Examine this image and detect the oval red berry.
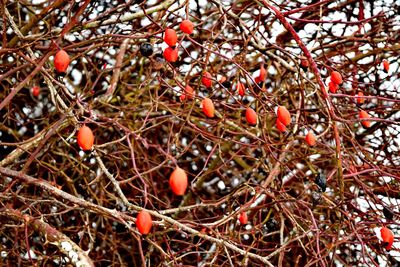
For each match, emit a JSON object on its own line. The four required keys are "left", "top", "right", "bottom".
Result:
{"left": 382, "top": 59, "right": 389, "bottom": 73}
{"left": 169, "top": 167, "right": 188, "bottom": 196}
{"left": 277, "top": 106, "right": 291, "bottom": 126}
{"left": 237, "top": 82, "right": 245, "bottom": 97}
{"left": 356, "top": 92, "right": 365, "bottom": 105}
{"left": 54, "top": 49, "right": 70, "bottom": 73}
{"left": 32, "top": 86, "right": 40, "bottom": 97}
{"left": 164, "top": 28, "right": 177, "bottom": 47}
{"left": 305, "top": 132, "right": 316, "bottom": 146}
{"left": 359, "top": 110, "right": 371, "bottom": 128}
{"left": 136, "top": 210, "right": 152, "bottom": 235}
{"left": 239, "top": 212, "right": 248, "bottom": 225}
{"left": 202, "top": 72, "right": 212, "bottom": 88}
{"left": 179, "top": 20, "right": 194, "bottom": 34}
{"left": 202, "top": 98, "right": 215, "bottom": 118}
{"left": 77, "top": 125, "right": 94, "bottom": 151}
{"left": 380, "top": 227, "right": 394, "bottom": 250}
{"left": 163, "top": 47, "right": 178, "bottom": 62}
{"left": 245, "top": 107, "right": 257, "bottom": 125}
{"left": 330, "top": 71, "right": 342, "bottom": 85}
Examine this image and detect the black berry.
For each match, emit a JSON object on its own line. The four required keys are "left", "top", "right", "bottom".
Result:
{"left": 221, "top": 80, "right": 231, "bottom": 89}
{"left": 266, "top": 218, "right": 279, "bottom": 231}
{"left": 315, "top": 173, "right": 326, "bottom": 192}
{"left": 383, "top": 207, "right": 394, "bottom": 220}
{"left": 140, "top": 42, "right": 153, "bottom": 57}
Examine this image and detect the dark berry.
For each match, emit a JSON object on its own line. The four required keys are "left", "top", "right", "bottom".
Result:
{"left": 266, "top": 218, "right": 279, "bottom": 231}
{"left": 221, "top": 80, "right": 231, "bottom": 89}
{"left": 140, "top": 42, "right": 153, "bottom": 57}
{"left": 315, "top": 173, "right": 326, "bottom": 192}
{"left": 383, "top": 207, "right": 394, "bottom": 220}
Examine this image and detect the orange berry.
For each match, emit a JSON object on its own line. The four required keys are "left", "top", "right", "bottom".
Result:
{"left": 277, "top": 106, "right": 291, "bottom": 126}
{"left": 31, "top": 86, "right": 40, "bottom": 97}
{"left": 328, "top": 82, "right": 338, "bottom": 93}
{"left": 237, "top": 82, "right": 245, "bottom": 96}
{"left": 54, "top": 49, "right": 70, "bottom": 73}
{"left": 179, "top": 20, "right": 194, "bottom": 34}
{"left": 259, "top": 65, "right": 266, "bottom": 82}
{"left": 245, "top": 107, "right": 257, "bottom": 125}
{"left": 202, "top": 71, "right": 212, "bottom": 88}
{"left": 164, "top": 28, "right": 177, "bottom": 47}
{"left": 77, "top": 125, "right": 94, "bottom": 151}
{"left": 163, "top": 47, "right": 178, "bottom": 62}
{"left": 359, "top": 110, "right": 371, "bottom": 128}
{"left": 305, "top": 131, "right": 316, "bottom": 146}
{"left": 169, "top": 167, "right": 188, "bottom": 196}
{"left": 239, "top": 212, "right": 248, "bottom": 225}
{"left": 382, "top": 59, "right": 389, "bottom": 73}
{"left": 356, "top": 92, "right": 365, "bottom": 105}
{"left": 136, "top": 210, "right": 152, "bottom": 235}
{"left": 184, "top": 85, "right": 195, "bottom": 100}
{"left": 380, "top": 227, "right": 394, "bottom": 250}
{"left": 202, "top": 98, "right": 215, "bottom": 118}
{"left": 330, "top": 71, "right": 342, "bottom": 85}
{"left": 276, "top": 118, "right": 286, "bottom": 132}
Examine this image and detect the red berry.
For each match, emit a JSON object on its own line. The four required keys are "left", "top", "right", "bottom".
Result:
{"left": 330, "top": 71, "right": 342, "bottom": 85}
{"left": 305, "top": 131, "right": 316, "bottom": 146}
{"left": 356, "top": 92, "right": 365, "bottom": 105}
{"left": 254, "top": 76, "right": 261, "bottom": 84}
{"left": 276, "top": 118, "right": 286, "bottom": 132}
{"left": 380, "top": 227, "right": 394, "bottom": 250}
{"left": 31, "top": 86, "right": 40, "bottom": 97}
{"left": 245, "top": 107, "right": 257, "bottom": 125}
{"left": 202, "top": 71, "right": 212, "bottom": 88}
{"left": 184, "top": 85, "right": 195, "bottom": 100}
{"left": 328, "top": 82, "right": 338, "bottom": 93}
{"left": 179, "top": 94, "right": 186, "bottom": 101}
{"left": 179, "top": 20, "right": 194, "bottom": 34}
{"left": 259, "top": 65, "right": 266, "bottom": 81}
{"left": 300, "top": 58, "right": 309, "bottom": 70}
{"left": 277, "top": 106, "right": 291, "bottom": 126}
{"left": 237, "top": 82, "right": 245, "bottom": 96}
{"left": 359, "top": 110, "right": 371, "bottom": 128}
{"left": 163, "top": 47, "right": 178, "bottom": 62}
{"left": 239, "top": 212, "right": 248, "bottom": 225}
{"left": 202, "top": 98, "right": 215, "bottom": 118}
{"left": 169, "top": 167, "right": 188, "bottom": 196}
{"left": 54, "top": 49, "right": 70, "bottom": 73}
{"left": 164, "top": 28, "right": 177, "bottom": 47}
{"left": 382, "top": 59, "right": 390, "bottom": 73}
{"left": 77, "top": 125, "right": 94, "bottom": 151}
{"left": 136, "top": 210, "right": 152, "bottom": 235}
